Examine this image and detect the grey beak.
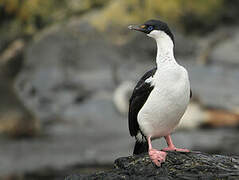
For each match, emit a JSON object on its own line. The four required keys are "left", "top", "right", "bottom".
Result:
{"left": 128, "top": 24, "right": 141, "bottom": 31}
{"left": 128, "top": 24, "right": 148, "bottom": 33}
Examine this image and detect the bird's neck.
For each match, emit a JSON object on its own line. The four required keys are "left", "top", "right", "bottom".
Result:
{"left": 155, "top": 37, "right": 176, "bottom": 66}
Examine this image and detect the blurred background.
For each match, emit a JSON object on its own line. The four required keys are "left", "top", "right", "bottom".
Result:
{"left": 0, "top": 0, "right": 239, "bottom": 179}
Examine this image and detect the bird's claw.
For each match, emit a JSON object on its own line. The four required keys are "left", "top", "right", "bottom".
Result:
{"left": 149, "top": 149, "right": 167, "bottom": 166}
{"left": 162, "top": 147, "right": 189, "bottom": 152}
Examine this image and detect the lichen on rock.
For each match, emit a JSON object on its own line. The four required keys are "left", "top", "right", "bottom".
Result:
{"left": 65, "top": 151, "right": 239, "bottom": 180}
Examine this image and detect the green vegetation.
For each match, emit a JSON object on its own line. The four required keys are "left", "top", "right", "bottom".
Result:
{"left": 0, "top": 0, "right": 238, "bottom": 35}
{"left": 0, "top": 0, "right": 111, "bottom": 34}
{"left": 0, "top": 0, "right": 64, "bottom": 33}
{"left": 91, "top": 0, "right": 224, "bottom": 33}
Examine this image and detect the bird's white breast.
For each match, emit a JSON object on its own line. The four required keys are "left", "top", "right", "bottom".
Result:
{"left": 137, "top": 65, "right": 190, "bottom": 138}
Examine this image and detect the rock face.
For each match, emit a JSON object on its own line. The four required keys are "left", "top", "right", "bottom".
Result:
{"left": 210, "top": 26, "right": 239, "bottom": 65}
{"left": 66, "top": 151, "right": 239, "bottom": 180}
{"left": 0, "top": 39, "right": 39, "bottom": 137}
{"left": 15, "top": 20, "right": 123, "bottom": 122}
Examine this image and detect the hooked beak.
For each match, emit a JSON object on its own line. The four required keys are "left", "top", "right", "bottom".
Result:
{"left": 128, "top": 24, "right": 148, "bottom": 33}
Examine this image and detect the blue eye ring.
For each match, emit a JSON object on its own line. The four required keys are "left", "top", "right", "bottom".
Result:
{"left": 147, "top": 26, "right": 153, "bottom": 31}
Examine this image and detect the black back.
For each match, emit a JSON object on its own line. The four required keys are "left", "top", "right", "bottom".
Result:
{"left": 133, "top": 141, "right": 148, "bottom": 155}
{"left": 128, "top": 68, "right": 157, "bottom": 137}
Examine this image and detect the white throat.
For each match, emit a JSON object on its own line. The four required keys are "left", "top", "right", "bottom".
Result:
{"left": 148, "top": 30, "right": 176, "bottom": 66}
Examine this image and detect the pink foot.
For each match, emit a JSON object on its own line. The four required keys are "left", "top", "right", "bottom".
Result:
{"left": 162, "top": 147, "right": 189, "bottom": 152}
{"left": 148, "top": 148, "right": 167, "bottom": 166}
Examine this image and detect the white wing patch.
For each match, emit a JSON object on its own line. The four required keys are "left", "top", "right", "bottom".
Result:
{"left": 136, "top": 132, "right": 146, "bottom": 142}
{"left": 145, "top": 76, "right": 154, "bottom": 84}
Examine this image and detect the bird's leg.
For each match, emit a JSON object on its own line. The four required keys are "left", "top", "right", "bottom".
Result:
{"left": 162, "top": 135, "right": 189, "bottom": 152}
{"left": 147, "top": 136, "right": 167, "bottom": 166}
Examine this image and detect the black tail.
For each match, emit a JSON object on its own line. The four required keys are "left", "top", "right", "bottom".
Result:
{"left": 133, "top": 141, "right": 148, "bottom": 155}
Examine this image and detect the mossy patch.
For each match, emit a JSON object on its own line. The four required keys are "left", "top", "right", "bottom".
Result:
{"left": 90, "top": 0, "right": 224, "bottom": 33}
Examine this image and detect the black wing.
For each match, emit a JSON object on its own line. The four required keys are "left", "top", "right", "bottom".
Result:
{"left": 128, "top": 68, "right": 157, "bottom": 137}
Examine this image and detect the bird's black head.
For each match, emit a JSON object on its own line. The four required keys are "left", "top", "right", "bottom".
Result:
{"left": 128, "top": 19, "right": 174, "bottom": 44}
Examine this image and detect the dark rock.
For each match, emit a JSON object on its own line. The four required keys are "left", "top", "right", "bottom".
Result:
{"left": 182, "top": 61, "right": 239, "bottom": 110}
{"left": 65, "top": 151, "right": 239, "bottom": 180}
{"left": 0, "top": 39, "right": 40, "bottom": 137}
{"left": 0, "top": 24, "right": 21, "bottom": 54}
{"left": 209, "top": 26, "right": 239, "bottom": 66}
{"left": 0, "top": 39, "right": 25, "bottom": 78}
{"left": 174, "top": 31, "right": 198, "bottom": 58}
{"left": 15, "top": 19, "right": 123, "bottom": 122}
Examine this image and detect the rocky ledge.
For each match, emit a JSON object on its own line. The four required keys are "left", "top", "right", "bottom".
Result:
{"left": 65, "top": 151, "right": 239, "bottom": 180}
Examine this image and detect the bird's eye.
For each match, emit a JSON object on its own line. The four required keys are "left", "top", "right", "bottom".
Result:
{"left": 147, "top": 26, "right": 153, "bottom": 31}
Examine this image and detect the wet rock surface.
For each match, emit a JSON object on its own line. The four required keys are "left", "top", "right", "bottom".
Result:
{"left": 65, "top": 151, "right": 239, "bottom": 180}
{"left": 0, "top": 127, "right": 239, "bottom": 178}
